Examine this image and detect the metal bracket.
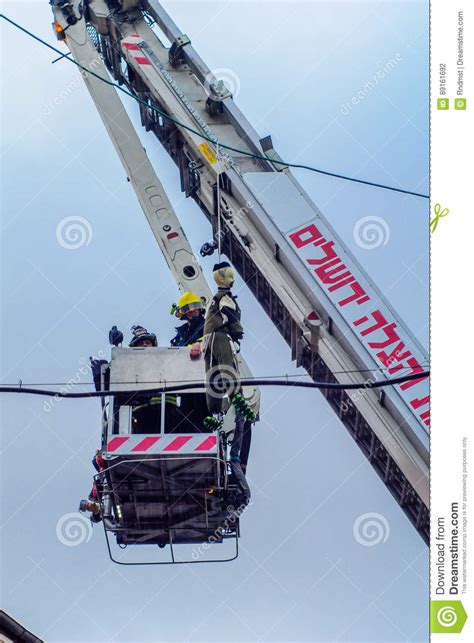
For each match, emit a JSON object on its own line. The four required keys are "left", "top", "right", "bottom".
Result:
{"left": 169, "top": 34, "right": 191, "bottom": 67}
{"left": 304, "top": 311, "right": 322, "bottom": 350}
{"left": 259, "top": 135, "right": 288, "bottom": 171}
{"left": 206, "top": 79, "right": 232, "bottom": 117}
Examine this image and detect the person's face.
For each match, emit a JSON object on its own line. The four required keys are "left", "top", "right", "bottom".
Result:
{"left": 186, "top": 309, "right": 201, "bottom": 322}
{"left": 137, "top": 339, "right": 154, "bottom": 348}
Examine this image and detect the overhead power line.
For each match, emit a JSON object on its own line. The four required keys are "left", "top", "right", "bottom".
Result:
{"left": 0, "top": 363, "right": 430, "bottom": 388}
{"left": 0, "top": 371, "right": 429, "bottom": 399}
{"left": 1, "top": 14, "right": 429, "bottom": 199}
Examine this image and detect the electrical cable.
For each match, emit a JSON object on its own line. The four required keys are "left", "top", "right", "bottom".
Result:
{"left": 1, "top": 14, "right": 429, "bottom": 199}
{"left": 0, "top": 370, "right": 429, "bottom": 399}
{"left": 0, "top": 363, "right": 430, "bottom": 388}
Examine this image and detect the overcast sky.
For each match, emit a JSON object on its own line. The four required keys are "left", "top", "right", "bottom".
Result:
{"left": 1, "top": 1, "right": 428, "bottom": 641}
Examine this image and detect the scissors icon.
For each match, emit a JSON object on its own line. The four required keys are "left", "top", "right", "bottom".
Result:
{"left": 430, "top": 203, "right": 449, "bottom": 233}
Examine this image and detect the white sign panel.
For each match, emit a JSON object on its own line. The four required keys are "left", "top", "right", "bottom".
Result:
{"left": 286, "top": 221, "right": 430, "bottom": 432}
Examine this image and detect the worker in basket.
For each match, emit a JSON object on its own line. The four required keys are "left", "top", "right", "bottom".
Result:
{"left": 80, "top": 325, "right": 177, "bottom": 522}
{"left": 128, "top": 324, "right": 157, "bottom": 348}
{"left": 170, "top": 292, "right": 205, "bottom": 358}
{"left": 169, "top": 293, "right": 211, "bottom": 432}
{"left": 126, "top": 325, "right": 180, "bottom": 433}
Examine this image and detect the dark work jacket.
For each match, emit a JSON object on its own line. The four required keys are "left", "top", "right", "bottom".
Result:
{"left": 171, "top": 314, "right": 205, "bottom": 347}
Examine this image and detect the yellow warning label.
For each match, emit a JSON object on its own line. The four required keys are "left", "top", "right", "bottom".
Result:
{"left": 198, "top": 142, "right": 218, "bottom": 165}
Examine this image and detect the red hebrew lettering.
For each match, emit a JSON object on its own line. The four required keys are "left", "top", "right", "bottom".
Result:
{"left": 353, "top": 309, "right": 399, "bottom": 348}
{"left": 419, "top": 410, "right": 430, "bottom": 427}
{"left": 307, "top": 240, "right": 338, "bottom": 265}
{"left": 410, "top": 395, "right": 430, "bottom": 411}
{"left": 328, "top": 275, "right": 355, "bottom": 292}
{"left": 337, "top": 281, "right": 370, "bottom": 307}
{"left": 399, "top": 358, "right": 429, "bottom": 390}
{"left": 315, "top": 260, "right": 352, "bottom": 285}
{"left": 354, "top": 315, "right": 369, "bottom": 326}
{"left": 354, "top": 310, "right": 388, "bottom": 335}
{"left": 377, "top": 342, "right": 411, "bottom": 368}
{"left": 289, "top": 224, "right": 324, "bottom": 249}
{"left": 387, "top": 363, "right": 406, "bottom": 374}
{"left": 368, "top": 323, "right": 399, "bottom": 349}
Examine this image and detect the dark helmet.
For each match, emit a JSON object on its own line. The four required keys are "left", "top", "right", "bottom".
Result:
{"left": 129, "top": 325, "right": 158, "bottom": 347}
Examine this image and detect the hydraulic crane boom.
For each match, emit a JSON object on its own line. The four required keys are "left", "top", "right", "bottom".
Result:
{"left": 51, "top": 3, "right": 258, "bottom": 409}
{"left": 51, "top": 0, "right": 429, "bottom": 542}
{"left": 53, "top": 11, "right": 211, "bottom": 298}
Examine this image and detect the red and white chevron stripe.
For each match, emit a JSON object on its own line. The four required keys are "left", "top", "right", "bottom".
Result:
{"left": 121, "top": 35, "right": 150, "bottom": 66}
{"left": 105, "top": 434, "right": 217, "bottom": 455}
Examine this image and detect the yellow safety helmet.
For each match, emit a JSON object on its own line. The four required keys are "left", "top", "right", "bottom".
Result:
{"left": 171, "top": 292, "right": 204, "bottom": 319}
